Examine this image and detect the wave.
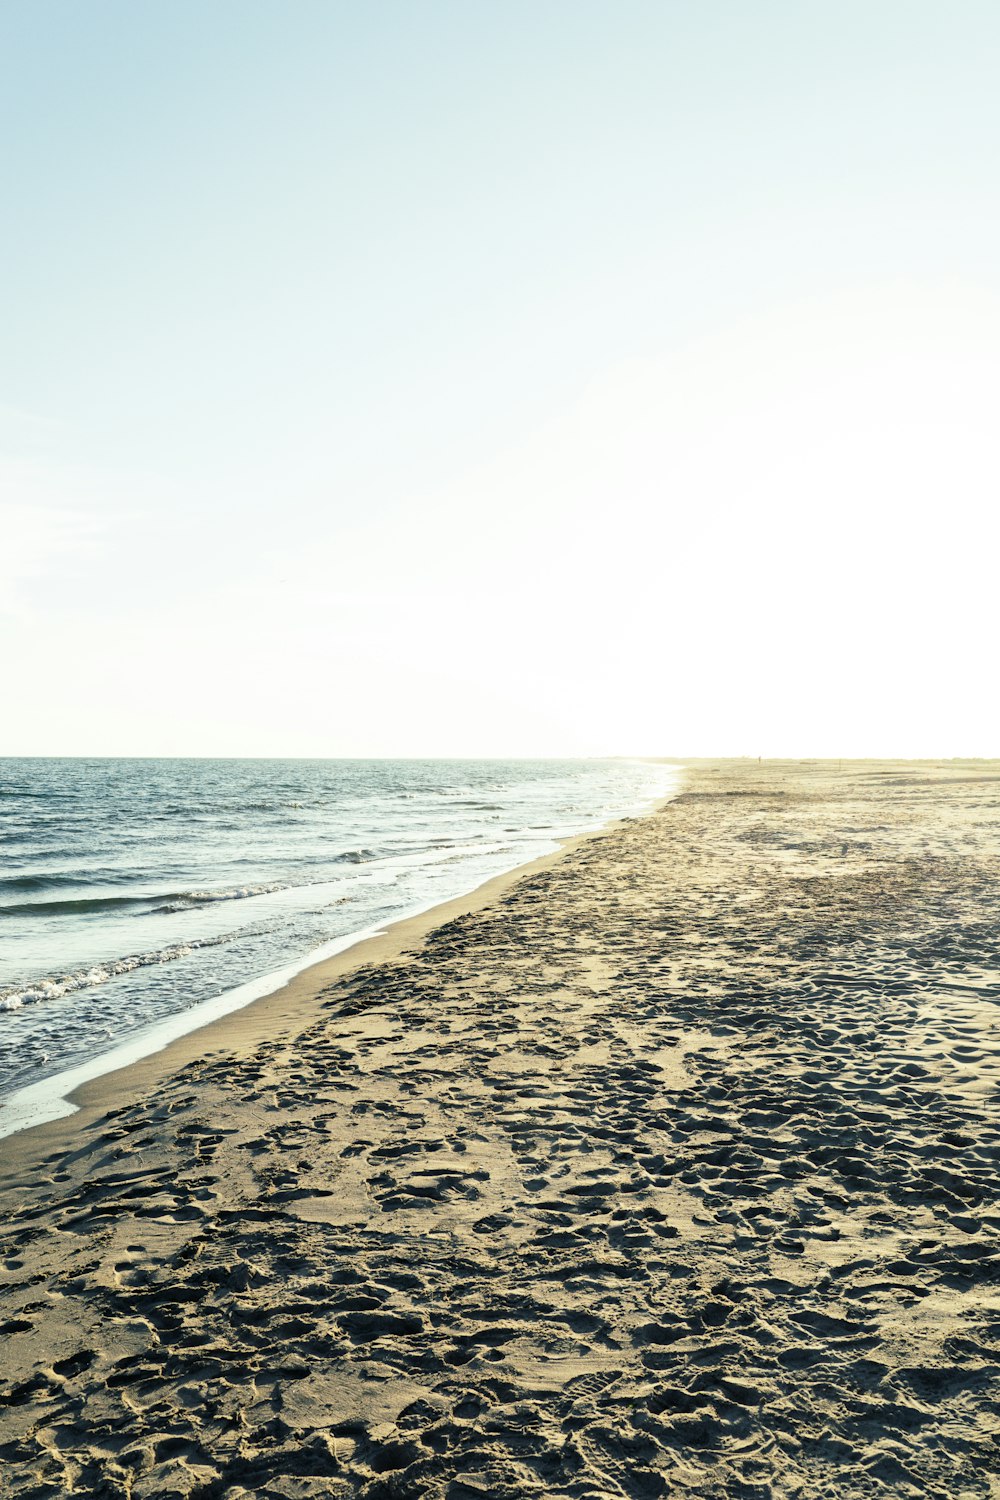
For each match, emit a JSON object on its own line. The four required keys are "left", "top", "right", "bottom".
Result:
{"left": 0, "top": 872, "right": 107, "bottom": 894}
{"left": 0, "top": 928, "right": 245, "bottom": 1011}
{"left": 152, "top": 882, "right": 289, "bottom": 913}
{"left": 0, "top": 789, "right": 76, "bottom": 800}
{"left": 0, "top": 880, "right": 291, "bottom": 919}
{"left": 140, "top": 799, "right": 310, "bottom": 818}
{"left": 0, "top": 893, "right": 175, "bottom": 918}
{"left": 0, "top": 857, "right": 393, "bottom": 920}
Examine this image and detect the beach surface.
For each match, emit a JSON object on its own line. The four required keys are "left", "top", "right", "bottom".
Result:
{"left": 2, "top": 760, "right": 999, "bottom": 1499}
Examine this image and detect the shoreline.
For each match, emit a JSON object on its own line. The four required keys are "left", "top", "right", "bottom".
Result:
{"left": 3, "top": 758, "right": 999, "bottom": 1499}
{"left": 0, "top": 782, "right": 681, "bottom": 1164}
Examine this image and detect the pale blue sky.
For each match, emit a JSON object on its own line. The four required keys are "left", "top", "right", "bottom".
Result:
{"left": 3, "top": 2, "right": 999, "bottom": 754}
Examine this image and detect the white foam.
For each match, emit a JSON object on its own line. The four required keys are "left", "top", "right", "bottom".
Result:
{"left": 1, "top": 937, "right": 218, "bottom": 1009}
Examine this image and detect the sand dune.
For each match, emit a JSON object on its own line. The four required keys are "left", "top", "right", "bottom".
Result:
{"left": 2, "top": 761, "right": 1000, "bottom": 1498}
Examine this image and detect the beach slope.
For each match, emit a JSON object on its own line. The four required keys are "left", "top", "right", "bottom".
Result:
{"left": 2, "top": 761, "right": 999, "bottom": 1498}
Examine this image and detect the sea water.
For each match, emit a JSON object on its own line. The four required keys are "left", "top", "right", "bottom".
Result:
{"left": 0, "top": 758, "right": 677, "bottom": 1111}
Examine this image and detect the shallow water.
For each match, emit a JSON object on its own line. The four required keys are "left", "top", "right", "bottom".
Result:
{"left": 0, "top": 757, "right": 677, "bottom": 1099}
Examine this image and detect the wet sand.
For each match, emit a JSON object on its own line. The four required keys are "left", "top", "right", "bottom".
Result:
{"left": 2, "top": 760, "right": 999, "bottom": 1499}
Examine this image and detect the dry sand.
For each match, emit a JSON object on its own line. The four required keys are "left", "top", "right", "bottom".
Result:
{"left": 2, "top": 760, "right": 999, "bottom": 1499}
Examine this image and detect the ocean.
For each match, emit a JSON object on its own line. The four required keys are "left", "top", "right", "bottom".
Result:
{"left": 0, "top": 758, "right": 677, "bottom": 1117}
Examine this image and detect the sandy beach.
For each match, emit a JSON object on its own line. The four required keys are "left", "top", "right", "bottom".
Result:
{"left": 2, "top": 760, "right": 999, "bottom": 1499}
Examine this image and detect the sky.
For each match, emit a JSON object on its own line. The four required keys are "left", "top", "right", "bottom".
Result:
{"left": 2, "top": 0, "right": 999, "bottom": 757}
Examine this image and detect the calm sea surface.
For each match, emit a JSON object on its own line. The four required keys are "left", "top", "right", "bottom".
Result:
{"left": 0, "top": 758, "right": 677, "bottom": 1101}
